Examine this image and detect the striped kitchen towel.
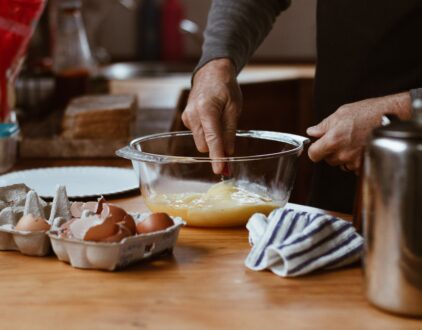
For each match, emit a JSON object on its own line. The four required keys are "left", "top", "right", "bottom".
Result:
{"left": 245, "top": 208, "right": 363, "bottom": 277}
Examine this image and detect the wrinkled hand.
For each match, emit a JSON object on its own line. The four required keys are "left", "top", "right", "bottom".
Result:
{"left": 307, "top": 92, "right": 411, "bottom": 173}
{"left": 182, "top": 58, "right": 242, "bottom": 174}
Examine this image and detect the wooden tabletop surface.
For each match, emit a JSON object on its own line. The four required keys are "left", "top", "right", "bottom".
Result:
{"left": 1, "top": 159, "right": 421, "bottom": 329}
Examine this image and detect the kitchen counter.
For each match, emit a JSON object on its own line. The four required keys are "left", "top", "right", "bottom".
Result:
{"left": 1, "top": 159, "right": 422, "bottom": 329}
{"left": 109, "top": 64, "right": 315, "bottom": 109}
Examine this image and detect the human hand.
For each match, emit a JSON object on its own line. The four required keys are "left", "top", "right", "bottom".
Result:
{"left": 182, "top": 58, "right": 242, "bottom": 174}
{"left": 306, "top": 92, "right": 411, "bottom": 173}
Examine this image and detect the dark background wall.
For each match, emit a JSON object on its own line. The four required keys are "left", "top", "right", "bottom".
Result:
{"left": 93, "top": 0, "right": 316, "bottom": 62}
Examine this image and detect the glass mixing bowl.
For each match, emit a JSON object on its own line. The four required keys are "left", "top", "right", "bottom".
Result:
{"left": 117, "top": 130, "right": 309, "bottom": 227}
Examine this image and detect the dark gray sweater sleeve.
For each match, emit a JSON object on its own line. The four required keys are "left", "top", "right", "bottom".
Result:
{"left": 195, "top": 0, "right": 290, "bottom": 74}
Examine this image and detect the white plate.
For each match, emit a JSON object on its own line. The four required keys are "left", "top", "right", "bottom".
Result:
{"left": 0, "top": 166, "right": 139, "bottom": 199}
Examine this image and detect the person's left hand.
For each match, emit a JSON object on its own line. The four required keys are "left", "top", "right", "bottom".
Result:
{"left": 306, "top": 92, "right": 411, "bottom": 173}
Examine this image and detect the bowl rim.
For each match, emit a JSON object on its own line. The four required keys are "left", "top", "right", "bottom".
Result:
{"left": 120, "top": 130, "right": 310, "bottom": 163}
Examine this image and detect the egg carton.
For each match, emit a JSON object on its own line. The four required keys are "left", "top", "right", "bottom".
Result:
{"left": 0, "top": 225, "right": 50, "bottom": 256}
{"left": 0, "top": 183, "right": 186, "bottom": 269}
{"left": 49, "top": 214, "right": 184, "bottom": 271}
{"left": 0, "top": 185, "right": 70, "bottom": 256}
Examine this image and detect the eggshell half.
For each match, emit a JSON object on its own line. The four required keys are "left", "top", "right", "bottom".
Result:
{"left": 15, "top": 214, "right": 51, "bottom": 232}
{"left": 69, "top": 214, "right": 117, "bottom": 241}
{"left": 102, "top": 204, "right": 136, "bottom": 234}
{"left": 100, "top": 224, "right": 132, "bottom": 243}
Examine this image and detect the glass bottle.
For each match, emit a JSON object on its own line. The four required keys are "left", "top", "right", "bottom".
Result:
{"left": 52, "top": 0, "right": 95, "bottom": 109}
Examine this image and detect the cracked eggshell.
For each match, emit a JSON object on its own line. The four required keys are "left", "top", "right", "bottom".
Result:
{"left": 66, "top": 202, "right": 137, "bottom": 242}
{"left": 103, "top": 203, "right": 136, "bottom": 234}
{"left": 70, "top": 213, "right": 117, "bottom": 242}
{"left": 67, "top": 199, "right": 136, "bottom": 242}
{"left": 99, "top": 223, "right": 132, "bottom": 243}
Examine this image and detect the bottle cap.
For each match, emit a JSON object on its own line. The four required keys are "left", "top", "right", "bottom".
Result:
{"left": 0, "top": 123, "right": 19, "bottom": 138}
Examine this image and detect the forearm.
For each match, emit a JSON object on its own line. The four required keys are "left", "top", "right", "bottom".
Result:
{"left": 383, "top": 91, "right": 412, "bottom": 120}
{"left": 307, "top": 91, "right": 414, "bottom": 170}
{"left": 196, "top": 0, "right": 290, "bottom": 75}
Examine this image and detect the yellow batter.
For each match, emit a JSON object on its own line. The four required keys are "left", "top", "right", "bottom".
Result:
{"left": 144, "top": 180, "right": 280, "bottom": 227}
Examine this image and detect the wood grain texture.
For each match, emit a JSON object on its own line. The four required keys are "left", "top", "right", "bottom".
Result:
{"left": 1, "top": 214, "right": 421, "bottom": 329}
{"left": 1, "top": 161, "right": 420, "bottom": 329}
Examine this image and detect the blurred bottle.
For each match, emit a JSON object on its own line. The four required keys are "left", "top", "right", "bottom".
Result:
{"left": 51, "top": 0, "right": 95, "bottom": 109}
{"left": 15, "top": 6, "right": 54, "bottom": 120}
{"left": 137, "top": 0, "right": 161, "bottom": 61}
{"left": 25, "top": 6, "right": 52, "bottom": 71}
{"left": 161, "top": 0, "right": 185, "bottom": 61}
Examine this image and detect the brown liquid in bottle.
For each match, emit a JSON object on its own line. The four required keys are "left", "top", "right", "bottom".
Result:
{"left": 54, "top": 68, "right": 89, "bottom": 109}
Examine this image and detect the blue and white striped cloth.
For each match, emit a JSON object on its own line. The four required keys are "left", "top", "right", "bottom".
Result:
{"left": 245, "top": 207, "right": 363, "bottom": 277}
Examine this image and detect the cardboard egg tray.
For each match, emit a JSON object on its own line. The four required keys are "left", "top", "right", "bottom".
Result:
{"left": 49, "top": 214, "right": 184, "bottom": 271}
{"left": 0, "top": 184, "right": 52, "bottom": 256}
{"left": 0, "top": 225, "right": 51, "bottom": 256}
{"left": 0, "top": 184, "right": 185, "bottom": 270}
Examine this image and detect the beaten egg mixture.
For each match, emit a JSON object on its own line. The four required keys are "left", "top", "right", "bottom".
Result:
{"left": 144, "top": 180, "right": 280, "bottom": 227}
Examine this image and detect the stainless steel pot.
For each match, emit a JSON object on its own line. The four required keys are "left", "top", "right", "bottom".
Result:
{"left": 363, "top": 101, "right": 422, "bottom": 316}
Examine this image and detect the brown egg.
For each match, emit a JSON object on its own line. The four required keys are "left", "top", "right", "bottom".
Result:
{"left": 136, "top": 213, "right": 174, "bottom": 234}
{"left": 15, "top": 214, "right": 50, "bottom": 232}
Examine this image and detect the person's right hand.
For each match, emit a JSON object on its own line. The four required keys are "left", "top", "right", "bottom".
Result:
{"left": 182, "top": 58, "right": 242, "bottom": 174}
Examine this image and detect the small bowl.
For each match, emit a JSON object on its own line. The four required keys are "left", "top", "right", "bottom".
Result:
{"left": 117, "top": 130, "right": 309, "bottom": 227}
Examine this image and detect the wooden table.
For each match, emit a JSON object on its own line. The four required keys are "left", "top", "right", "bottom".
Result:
{"left": 1, "top": 159, "right": 421, "bottom": 329}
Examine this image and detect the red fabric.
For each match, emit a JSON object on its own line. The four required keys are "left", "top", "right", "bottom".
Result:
{"left": 0, "top": 0, "right": 45, "bottom": 121}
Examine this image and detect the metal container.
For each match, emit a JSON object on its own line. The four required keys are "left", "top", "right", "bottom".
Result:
{"left": 363, "top": 101, "right": 422, "bottom": 316}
